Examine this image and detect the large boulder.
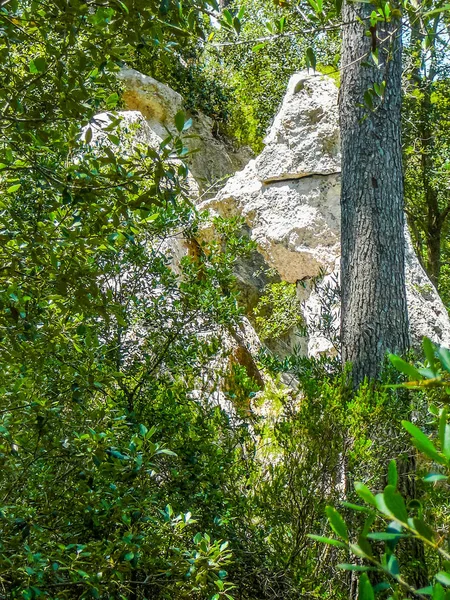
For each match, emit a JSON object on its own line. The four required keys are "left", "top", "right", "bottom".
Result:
{"left": 117, "top": 68, "right": 252, "bottom": 193}
{"left": 201, "top": 71, "right": 450, "bottom": 353}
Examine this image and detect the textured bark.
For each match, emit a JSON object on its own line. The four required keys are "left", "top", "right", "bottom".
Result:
{"left": 340, "top": 3, "right": 410, "bottom": 384}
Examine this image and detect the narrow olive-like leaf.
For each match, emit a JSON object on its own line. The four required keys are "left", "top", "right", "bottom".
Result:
{"left": 388, "top": 354, "right": 423, "bottom": 380}
{"left": 174, "top": 110, "right": 186, "bottom": 133}
{"left": 366, "top": 532, "right": 407, "bottom": 540}
{"left": 350, "top": 543, "right": 370, "bottom": 559}
{"left": 364, "top": 89, "right": 374, "bottom": 109}
{"left": 423, "top": 337, "right": 437, "bottom": 371}
{"left": 415, "top": 586, "right": 433, "bottom": 595}
{"left": 156, "top": 448, "right": 177, "bottom": 456}
{"left": 307, "top": 534, "right": 347, "bottom": 548}
{"left": 355, "top": 482, "right": 377, "bottom": 507}
{"left": 418, "top": 367, "right": 440, "bottom": 379}
{"left": 388, "top": 459, "right": 398, "bottom": 488}
{"left": 386, "top": 554, "right": 400, "bottom": 576}
{"left": 373, "top": 582, "right": 392, "bottom": 593}
{"left": 358, "top": 572, "right": 375, "bottom": 600}
{"left": 412, "top": 518, "right": 434, "bottom": 542}
{"left": 402, "top": 421, "right": 445, "bottom": 464}
{"left": 325, "top": 506, "right": 348, "bottom": 541}
{"left": 358, "top": 534, "right": 374, "bottom": 558}
{"left": 383, "top": 485, "right": 408, "bottom": 523}
{"left": 337, "top": 564, "right": 375, "bottom": 571}
{"left": 438, "top": 347, "right": 450, "bottom": 373}
{"left": 306, "top": 47, "right": 316, "bottom": 71}
{"left": 436, "top": 573, "right": 450, "bottom": 587}
{"left": 439, "top": 409, "right": 450, "bottom": 460}
{"left": 341, "top": 501, "right": 371, "bottom": 512}
{"left": 106, "top": 92, "right": 119, "bottom": 108}
{"left": 423, "top": 473, "right": 448, "bottom": 482}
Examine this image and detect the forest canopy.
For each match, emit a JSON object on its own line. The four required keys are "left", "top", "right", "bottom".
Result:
{"left": 1, "top": 0, "right": 450, "bottom": 598}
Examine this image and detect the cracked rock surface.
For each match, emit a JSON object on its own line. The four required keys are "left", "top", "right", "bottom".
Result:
{"left": 202, "top": 71, "right": 450, "bottom": 353}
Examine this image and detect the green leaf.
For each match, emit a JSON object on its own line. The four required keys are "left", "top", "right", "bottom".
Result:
{"left": 307, "top": 534, "right": 347, "bottom": 548}
{"left": 355, "top": 482, "right": 377, "bottom": 507}
{"left": 402, "top": 420, "right": 445, "bottom": 464}
{"left": 358, "top": 573, "right": 375, "bottom": 600}
{"left": 433, "top": 582, "right": 445, "bottom": 600}
{"left": 223, "top": 8, "right": 233, "bottom": 25}
{"left": 436, "top": 573, "right": 450, "bottom": 587}
{"left": 106, "top": 92, "right": 119, "bottom": 108}
{"left": 388, "top": 460, "right": 398, "bottom": 488}
{"left": 76, "top": 570, "right": 89, "bottom": 579}
{"left": 383, "top": 485, "right": 408, "bottom": 523}
{"left": 350, "top": 543, "right": 371, "bottom": 559}
{"left": 107, "top": 134, "right": 120, "bottom": 145}
{"left": 424, "top": 4, "right": 450, "bottom": 17}
{"left": 412, "top": 518, "right": 434, "bottom": 542}
{"left": 156, "top": 448, "right": 177, "bottom": 456}
{"left": 439, "top": 409, "right": 450, "bottom": 459}
{"left": 325, "top": 506, "right": 348, "bottom": 541}
{"left": 182, "top": 118, "right": 193, "bottom": 132}
{"left": 7, "top": 184, "right": 21, "bottom": 194}
{"left": 366, "top": 532, "right": 407, "bottom": 541}
{"left": 174, "top": 110, "right": 186, "bottom": 133}
{"left": 340, "top": 501, "right": 371, "bottom": 512}
{"left": 388, "top": 354, "right": 423, "bottom": 381}
{"left": 386, "top": 554, "right": 400, "bottom": 576}
{"left": 416, "top": 587, "right": 433, "bottom": 596}
{"left": 423, "top": 473, "right": 447, "bottom": 482}
{"left": 306, "top": 47, "right": 316, "bottom": 71}
{"left": 337, "top": 564, "right": 375, "bottom": 571}
{"left": 373, "top": 582, "right": 392, "bottom": 592}
{"left": 364, "top": 89, "right": 374, "bottom": 110}
{"left": 438, "top": 347, "right": 450, "bottom": 373}
{"left": 29, "top": 56, "right": 47, "bottom": 73}
{"left": 85, "top": 127, "right": 93, "bottom": 144}
{"left": 423, "top": 337, "right": 437, "bottom": 371}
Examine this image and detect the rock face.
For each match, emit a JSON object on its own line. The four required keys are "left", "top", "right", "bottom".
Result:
{"left": 202, "top": 71, "right": 450, "bottom": 353}
{"left": 92, "top": 68, "right": 450, "bottom": 359}
{"left": 257, "top": 73, "right": 341, "bottom": 182}
{"left": 118, "top": 69, "right": 252, "bottom": 193}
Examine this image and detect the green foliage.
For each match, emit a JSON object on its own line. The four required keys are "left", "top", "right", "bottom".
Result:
{"left": 0, "top": 2, "right": 256, "bottom": 596}
{"left": 253, "top": 282, "right": 303, "bottom": 342}
{"left": 314, "top": 338, "right": 450, "bottom": 598}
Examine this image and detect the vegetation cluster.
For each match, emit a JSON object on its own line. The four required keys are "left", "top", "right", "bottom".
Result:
{"left": 1, "top": 0, "right": 450, "bottom": 598}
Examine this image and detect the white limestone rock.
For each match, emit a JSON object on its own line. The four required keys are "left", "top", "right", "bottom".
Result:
{"left": 203, "top": 71, "right": 450, "bottom": 353}
{"left": 117, "top": 68, "right": 252, "bottom": 192}
{"left": 201, "top": 161, "right": 341, "bottom": 283}
{"left": 405, "top": 231, "right": 450, "bottom": 348}
{"left": 256, "top": 72, "right": 341, "bottom": 183}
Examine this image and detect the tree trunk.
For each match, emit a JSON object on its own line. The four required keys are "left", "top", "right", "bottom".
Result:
{"left": 340, "top": 2, "right": 410, "bottom": 384}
